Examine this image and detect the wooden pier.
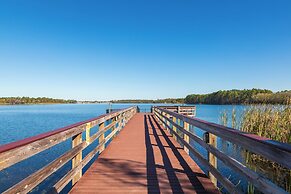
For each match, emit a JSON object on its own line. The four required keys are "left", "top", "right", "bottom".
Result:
{"left": 0, "top": 106, "right": 290, "bottom": 194}
{"left": 70, "top": 113, "right": 218, "bottom": 193}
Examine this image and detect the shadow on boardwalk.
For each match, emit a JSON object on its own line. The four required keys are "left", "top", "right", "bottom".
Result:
{"left": 71, "top": 113, "right": 218, "bottom": 194}
{"left": 144, "top": 114, "right": 210, "bottom": 194}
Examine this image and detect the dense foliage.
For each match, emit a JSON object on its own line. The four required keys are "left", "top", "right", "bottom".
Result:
{"left": 185, "top": 89, "right": 291, "bottom": 104}
{"left": 0, "top": 97, "right": 77, "bottom": 105}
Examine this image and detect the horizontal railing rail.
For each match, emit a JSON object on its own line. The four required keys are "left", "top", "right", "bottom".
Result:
{"left": 156, "top": 105, "right": 196, "bottom": 117}
{"left": 0, "top": 106, "right": 137, "bottom": 194}
{"left": 153, "top": 107, "right": 291, "bottom": 194}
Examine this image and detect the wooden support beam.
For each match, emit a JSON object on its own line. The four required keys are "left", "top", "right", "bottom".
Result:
{"left": 117, "top": 113, "right": 122, "bottom": 131}
{"left": 166, "top": 113, "right": 170, "bottom": 133}
{"left": 112, "top": 116, "right": 117, "bottom": 138}
{"left": 184, "top": 121, "right": 190, "bottom": 154}
{"left": 72, "top": 133, "right": 82, "bottom": 185}
{"left": 208, "top": 133, "right": 217, "bottom": 187}
{"left": 172, "top": 116, "right": 177, "bottom": 140}
{"left": 86, "top": 123, "right": 91, "bottom": 143}
{"left": 99, "top": 122, "right": 105, "bottom": 153}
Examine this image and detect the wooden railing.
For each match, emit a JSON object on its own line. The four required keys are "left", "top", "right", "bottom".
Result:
{"left": 153, "top": 107, "right": 291, "bottom": 194}
{"left": 156, "top": 105, "right": 196, "bottom": 117}
{"left": 0, "top": 106, "right": 137, "bottom": 194}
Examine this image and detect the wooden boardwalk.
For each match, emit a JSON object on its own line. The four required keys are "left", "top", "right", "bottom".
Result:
{"left": 2, "top": 106, "right": 290, "bottom": 194}
{"left": 70, "top": 113, "right": 219, "bottom": 193}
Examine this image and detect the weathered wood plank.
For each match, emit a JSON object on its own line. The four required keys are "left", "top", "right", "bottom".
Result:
{"left": 70, "top": 113, "right": 219, "bottom": 194}
{"left": 0, "top": 108, "right": 130, "bottom": 154}
{"left": 54, "top": 114, "right": 133, "bottom": 193}
{"left": 155, "top": 105, "right": 196, "bottom": 117}
{"left": 3, "top": 142, "right": 86, "bottom": 194}
{"left": 154, "top": 111, "right": 241, "bottom": 194}
{"left": 0, "top": 107, "right": 134, "bottom": 171}
{"left": 183, "top": 121, "right": 190, "bottom": 154}
{"left": 155, "top": 107, "right": 291, "bottom": 169}
{"left": 208, "top": 133, "right": 217, "bottom": 187}
{"left": 72, "top": 133, "right": 82, "bottom": 185}
{"left": 54, "top": 140, "right": 105, "bottom": 193}
{"left": 0, "top": 106, "right": 138, "bottom": 193}
{"left": 99, "top": 122, "right": 105, "bottom": 153}
{"left": 155, "top": 109, "right": 288, "bottom": 194}
{"left": 85, "top": 122, "right": 91, "bottom": 143}
{"left": 0, "top": 125, "right": 84, "bottom": 171}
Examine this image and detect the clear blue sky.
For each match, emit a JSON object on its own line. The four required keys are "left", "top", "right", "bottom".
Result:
{"left": 0, "top": 1, "right": 290, "bottom": 100}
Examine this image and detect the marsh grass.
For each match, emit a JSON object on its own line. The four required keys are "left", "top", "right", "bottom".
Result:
{"left": 241, "top": 105, "right": 290, "bottom": 143}
{"left": 220, "top": 104, "right": 291, "bottom": 193}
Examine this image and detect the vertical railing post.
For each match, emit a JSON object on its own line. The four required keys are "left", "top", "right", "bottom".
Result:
{"left": 164, "top": 113, "right": 169, "bottom": 129}
{"left": 125, "top": 110, "right": 129, "bottom": 124}
{"left": 116, "top": 113, "right": 120, "bottom": 132}
{"left": 117, "top": 113, "right": 122, "bottom": 131}
{"left": 122, "top": 112, "right": 126, "bottom": 128}
{"left": 183, "top": 121, "right": 190, "bottom": 154}
{"left": 162, "top": 112, "right": 165, "bottom": 126}
{"left": 112, "top": 116, "right": 117, "bottom": 137}
{"left": 161, "top": 112, "right": 166, "bottom": 128}
{"left": 172, "top": 116, "right": 177, "bottom": 140}
{"left": 99, "top": 122, "right": 105, "bottom": 153}
{"left": 177, "top": 117, "right": 180, "bottom": 133}
{"left": 166, "top": 113, "right": 170, "bottom": 132}
{"left": 208, "top": 133, "right": 217, "bottom": 186}
{"left": 72, "top": 133, "right": 82, "bottom": 185}
{"left": 86, "top": 122, "right": 91, "bottom": 143}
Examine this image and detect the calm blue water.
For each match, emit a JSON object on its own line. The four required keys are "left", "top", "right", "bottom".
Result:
{"left": 0, "top": 104, "right": 251, "bottom": 193}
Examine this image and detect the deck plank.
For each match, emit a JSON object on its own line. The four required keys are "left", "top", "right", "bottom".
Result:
{"left": 70, "top": 113, "right": 219, "bottom": 193}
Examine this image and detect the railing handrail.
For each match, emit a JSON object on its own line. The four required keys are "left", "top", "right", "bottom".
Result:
{"left": 156, "top": 107, "right": 291, "bottom": 168}
{"left": 0, "top": 106, "right": 133, "bottom": 154}
{"left": 0, "top": 106, "right": 137, "bottom": 194}
{"left": 154, "top": 107, "right": 290, "bottom": 194}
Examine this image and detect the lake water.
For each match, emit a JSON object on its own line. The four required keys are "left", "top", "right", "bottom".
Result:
{"left": 0, "top": 104, "right": 279, "bottom": 193}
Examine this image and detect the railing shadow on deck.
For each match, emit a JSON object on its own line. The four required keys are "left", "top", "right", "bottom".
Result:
{"left": 153, "top": 107, "right": 291, "bottom": 194}
{"left": 150, "top": 115, "right": 209, "bottom": 189}
{"left": 81, "top": 114, "right": 211, "bottom": 193}
{"left": 144, "top": 114, "right": 211, "bottom": 194}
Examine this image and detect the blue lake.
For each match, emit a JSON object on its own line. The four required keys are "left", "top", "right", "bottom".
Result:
{"left": 0, "top": 104, "right": 272, "bottom": 193}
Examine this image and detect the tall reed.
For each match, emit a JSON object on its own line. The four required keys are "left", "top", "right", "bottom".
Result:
{"left": 241, "top": 105, "right": 290, "bottom": 143}
{"left": 220, "top": 104, "right": 291, "bottom": 193}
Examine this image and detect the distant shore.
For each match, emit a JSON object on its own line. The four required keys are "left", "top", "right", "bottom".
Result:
{"left": 0, "top": 97, "right": 77, "bottom": 105}
{"left": 1, "top": 89, "right": 290, "bottom": 105}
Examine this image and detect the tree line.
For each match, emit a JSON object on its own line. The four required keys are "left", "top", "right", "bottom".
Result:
{"left": 185, "top": 89, "right": 291, "bottom": 105}
{"left": 2, "top": 89, "right": 290, "bottom": 105}
{"left": 110, "top": 98, "right": 185, "bottom": 104}
{"left": 0, "top": 97, "right": 77, "bottom": 105}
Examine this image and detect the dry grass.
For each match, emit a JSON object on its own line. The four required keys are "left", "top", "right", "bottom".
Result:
{"left": 241, "top": 105, "right": 290, "bottom": 143}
